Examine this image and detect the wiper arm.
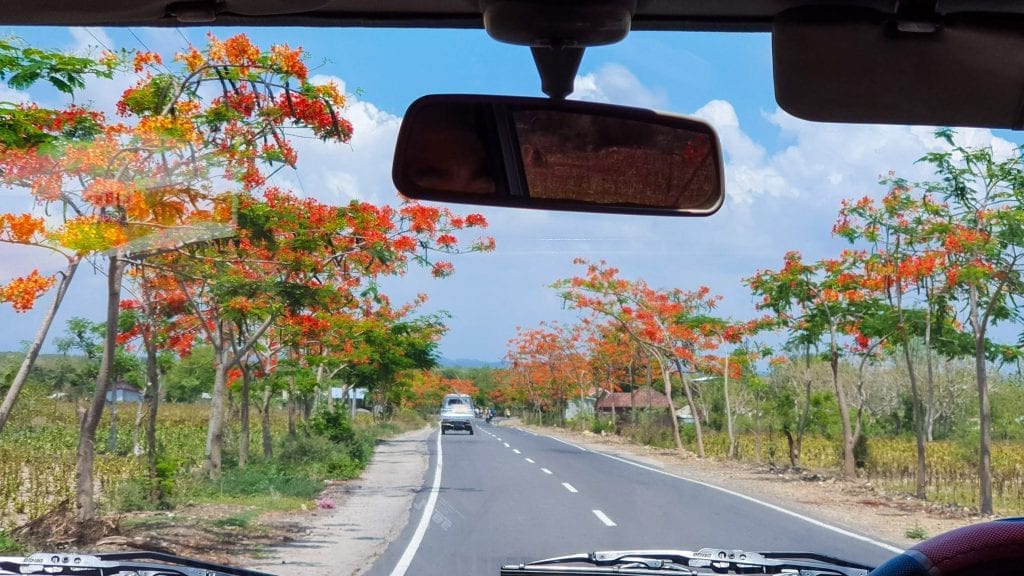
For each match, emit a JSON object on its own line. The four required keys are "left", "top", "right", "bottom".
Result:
{"left": 0, "top": 552, "right": 275, "bottom": 576}
{"left": 501, "top": 548, "right": 874, "bottom": 576}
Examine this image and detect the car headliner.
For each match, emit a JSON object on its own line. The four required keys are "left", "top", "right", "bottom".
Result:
{"left": 0, "top": 1, "right": 1007, "bottom": 32}
{"left": 2, "top": 2, "right": 1022, "bottom": 129}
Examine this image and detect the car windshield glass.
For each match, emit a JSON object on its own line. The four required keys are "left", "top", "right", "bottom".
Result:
{"left": 0, "top": 20, "right": 1020, "bottom": 576}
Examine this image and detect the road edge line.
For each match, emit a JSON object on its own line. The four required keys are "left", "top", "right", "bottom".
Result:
{"left": 389, "top": 426, "right": 443, "bottom": 576}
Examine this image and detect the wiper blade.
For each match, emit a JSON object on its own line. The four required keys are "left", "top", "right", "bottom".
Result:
{"left": 501, "top": 548, "right": 874, "bottom": 576}
{"left": 0, "top": 552, "right": 275, "bottom": 576}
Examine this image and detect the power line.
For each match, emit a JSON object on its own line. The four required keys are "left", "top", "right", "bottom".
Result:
{"left": 84, "top": 27, "right": 112, "bottom": 53}
{"left": 175, "top": 28, "right": 192, "bottom": 49}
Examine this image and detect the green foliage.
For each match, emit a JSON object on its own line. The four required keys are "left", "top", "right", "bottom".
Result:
{"left": 163, "top": 346, "right": 215, "bottom": 402}
{"left": 0, "top": 530, "right": 26, "bottom": 554}
{"left": 212, "top": 510, "right": 259, "bottom": 528}
{"left": 305, "top": 405, "right": 355, "bottom": 444}
{"left": 905, "top": 523, "right": 929, "bottom": 540}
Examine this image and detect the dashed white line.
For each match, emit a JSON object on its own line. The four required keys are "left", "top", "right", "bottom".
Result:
{"left": 592, "top": 510, "right": 616, "bottom": 526}
{"left": 562, "top": 482, "right": 578, "bottom": 493}
{"left": 541, "top": 468, "right": 552, "bottom": 475}
{"left": 504, "top": 442, "right": 510, "bottom": 448}
{"left": 513, "top": 449, "right": 521, "bottom": 454}
{"left": 525, "top": 458, "right": 535, "bottom": 463}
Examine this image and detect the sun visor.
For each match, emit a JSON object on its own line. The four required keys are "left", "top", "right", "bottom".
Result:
{"left": 773, "top": 7, "right": 1024, "bottom": 129}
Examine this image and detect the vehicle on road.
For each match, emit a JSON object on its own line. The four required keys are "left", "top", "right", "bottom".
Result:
{"left": 1, "top": 0, "right": 1023, "bottom": 575}
{"left": 439, "top": 403, "right": 474, "bottom": 435}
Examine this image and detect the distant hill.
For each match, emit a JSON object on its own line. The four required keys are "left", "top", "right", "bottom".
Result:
{"left": 438, "top": 357, "right": 504, "bottom": 369}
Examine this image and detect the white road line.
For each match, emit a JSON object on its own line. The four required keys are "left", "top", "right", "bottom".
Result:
{"left": 592, "top": 450, "right": 903, "bottom": 554}
{"left": 497, "top": 438, "right": 502, "bottom": 442}
{"left": 592, "top": 510, "right": 616, "bottom": 527}
{"left": 525, "top": 458, "right": 535, "bottom": 463}
{"left": 389, "top": 430, "right": 443, "bottom": 576}
{"left": 504, "top": 442, "right": 510, "bottom": 448}
{"left": 562, "top": 482, "right": 578, "bottom": 493}
{"left": 513, "top": 449, "right": 521, "bottom": 454}
{"left": 541, "top": 468, "right": 552, "bottom": 475}
{"left": 516, "top": 427, "right": 539, "bottom": 436}
{"left": 548, "top": 435, "right": 587, "bottom": 451}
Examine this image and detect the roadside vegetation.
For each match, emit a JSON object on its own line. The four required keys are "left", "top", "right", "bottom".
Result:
{"left": 0, "top": 34, "right": 489, "bottom": 547}
{"left": 480, "top": 131, "right": 1024, "bottom": 517}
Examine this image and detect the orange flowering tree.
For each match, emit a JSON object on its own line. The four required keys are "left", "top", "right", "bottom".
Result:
{"left": 746, "top": 249, "right": 883, "bottom": 477}
{"left": 0, "top": 32, "right": 494, "bottom": 517}
{"left": 403, "top": 371, "right": 478, "bottom": 413}
{"left": 0, "top": 39, "right": 123, "bottom": 434}
{"left": 838, "top": 129, "right": 1024, "bottom": 513}
{"left": 553, "top": 259, "right": 727, "bottom": 455}
{"left": 150, "top": 188, "right": 488, "bottom": 477}
{"left": 503, "top": 321, "right": 595, "bottom": 425}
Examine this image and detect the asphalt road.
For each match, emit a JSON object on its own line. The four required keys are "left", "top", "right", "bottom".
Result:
{"left": 364, "top": 420, "right": 900, "bottom": 576}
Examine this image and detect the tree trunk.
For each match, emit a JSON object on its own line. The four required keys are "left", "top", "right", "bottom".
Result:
{"left": 132, "top": 398, "right": 144, "bottom": 456}
{"left": 829, "top": 331, "right": 856, "bottom": 478}
{"left": 899, "top": 329, "right": 928, "bottom": 500}
{"left": 0, "top": 259, "right": 79, "bottom": 433}
{"left": 969, "top": 286, "right": 993, "bottom": 514}
{"left": 287, "top": 377, "right": 297, "bottom": 437}
{"left": 107, "top": 397, "right": 118, "bottom": 453}
{"left": 785, "top": 429, "right": 799, "bottom": 468}
{"left": 144, "top": 336, "right": 160, "bottom": 502}
{"left": 673, "top": 357, "right": 704, "bottom": 458}
{"left": 722, "top": 351, "right": 736, "bottom": 459}
{"left": 75, "top": 255, "right": 123, "bottom": 522}
{"left": 203, "top": 331, "right": 229, "bottom": 479}
{"left": 239, "top": 364, "right": 251, "bottom": 468}
{"left": 261, "top": 384, "right": 273, "bottom": 458}
{"left": 924, "top": 298, "right": 936, "bottom": 442}
{"left": 655, "top": 355, "right": 683, "bottom": 453}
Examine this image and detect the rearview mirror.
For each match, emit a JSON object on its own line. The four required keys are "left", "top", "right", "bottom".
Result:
{"left": 392, "top": 95, "right": 724, "bottom": 216}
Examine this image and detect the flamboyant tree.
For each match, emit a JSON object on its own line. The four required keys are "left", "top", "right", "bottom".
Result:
{"left": 909, "top": 131, "right": 1024, "bottom": 514}
{"left": 554, "top": 259, "right": 724, "bottom": 455}
{"left": 746, "top": 249, "right": 879, "bottom": 477}
{"left": 504, "top": 321, "right": 594, "bottom": 425}
{"left": 0, "top": 39, "right": 122, "bottom": 433}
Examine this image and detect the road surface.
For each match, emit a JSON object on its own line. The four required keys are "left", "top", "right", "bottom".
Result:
{"left": 364, "top": 420, "right": 900, "bottom": 576}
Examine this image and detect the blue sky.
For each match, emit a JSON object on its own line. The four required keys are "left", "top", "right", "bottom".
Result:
{"left": 1, "top": 26, "right": 1020, "bottom": 362}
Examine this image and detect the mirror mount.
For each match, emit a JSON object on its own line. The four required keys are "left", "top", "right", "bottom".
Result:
{"left": 481, "top": 0, "right": 635, "bottom": 99}
{"left": 531, "top": 46, "right": 584, "bottom": 99}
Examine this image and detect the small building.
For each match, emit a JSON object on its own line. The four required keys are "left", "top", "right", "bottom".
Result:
{"left": 565, "top": 387, "right": 601, "bottom": 420}
{"left": 595, "top": 385, "right": 671, "bottom": 414}
{"left": 105, "top": 381, "right": 143, "bottom": 404}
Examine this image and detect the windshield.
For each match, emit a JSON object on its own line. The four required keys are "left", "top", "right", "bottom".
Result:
{"left": 0, "top": 22, "right": 1019, "bottom": 576}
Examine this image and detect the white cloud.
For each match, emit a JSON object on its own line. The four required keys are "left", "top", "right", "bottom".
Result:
{"left": 572, "top": 63, "right": 668, "bottom": 109}
{"left": 693, "top": 100, "right": 1018, "bottom": 207}
{"left": 68, "top": 28, "right": 114, "bottom": 55}
{"left": 267, "top": 74, "right": 403, "bottom": 205}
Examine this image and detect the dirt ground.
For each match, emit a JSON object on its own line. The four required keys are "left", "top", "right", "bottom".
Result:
{"left": 516, "top": 423, "right": 990, "bottom": 550}
{"left": 11, "top": 422, "right": 991, "bottom": 568}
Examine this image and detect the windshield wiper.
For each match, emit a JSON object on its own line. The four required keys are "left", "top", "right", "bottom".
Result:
{"left": 0, "top": 552, "right": 274, "bottom": 576}
{"left": 501, "top": 548, "right": 874, "bottom": 576}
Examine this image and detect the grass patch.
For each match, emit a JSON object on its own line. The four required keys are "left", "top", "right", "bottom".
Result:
{"left": 0, "top": 530, "right": 26, "bottom": 554}
{"left": 905, "top": 523, "right": 929, "bottom": 540}
{"left": 211, "top": 510, "right": 259, "bottom": 529}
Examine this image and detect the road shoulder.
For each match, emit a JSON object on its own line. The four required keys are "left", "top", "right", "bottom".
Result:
{"left": 246, "top": 425, "right": 432, "bottom": 576}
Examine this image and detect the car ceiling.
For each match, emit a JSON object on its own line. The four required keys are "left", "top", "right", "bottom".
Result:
{"left": 0, "top": 0, "right": 997, "bottom": 30}
{"left": 4, "top": 1, "right": 1024, "bottom": 129}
